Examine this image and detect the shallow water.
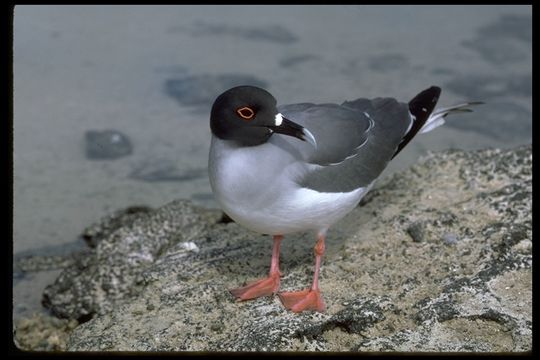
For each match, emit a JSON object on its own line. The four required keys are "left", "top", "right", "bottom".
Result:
{"left": 13, "top": 5, "right": 531, "bottom": 321}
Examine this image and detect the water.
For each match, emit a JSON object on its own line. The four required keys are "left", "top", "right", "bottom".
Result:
{"left": 13, "top": 5, "right": 532, "bottom": 321}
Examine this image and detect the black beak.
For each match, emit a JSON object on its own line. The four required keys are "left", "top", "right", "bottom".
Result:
{"left": 267, "top": 117, "right": 317, "bottom": 147}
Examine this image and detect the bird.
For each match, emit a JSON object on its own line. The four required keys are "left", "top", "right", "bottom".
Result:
{"left": 208, "top": 85, "right": 481, "bottom": 313}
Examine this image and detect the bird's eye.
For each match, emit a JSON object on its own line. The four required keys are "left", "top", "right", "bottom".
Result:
{"left": 236, "top": 107, "right": 255, "bottom": 120}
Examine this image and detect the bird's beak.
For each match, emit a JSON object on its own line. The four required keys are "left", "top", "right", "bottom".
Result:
{"left": 266, "top": 115, "right": 317, "bottom": 148}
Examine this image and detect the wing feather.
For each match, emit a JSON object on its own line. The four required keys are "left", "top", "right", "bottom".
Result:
{"left": 279, "top": 98, "right": 410, "bottom": 193}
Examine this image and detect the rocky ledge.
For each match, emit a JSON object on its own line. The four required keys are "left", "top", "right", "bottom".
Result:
{"left": 14, "top": 145, "right": 531, "bottom": 352}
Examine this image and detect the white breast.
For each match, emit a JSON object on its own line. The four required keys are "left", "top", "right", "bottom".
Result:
{"left": 208, "top": 135, "right": 371, "bottom": 235}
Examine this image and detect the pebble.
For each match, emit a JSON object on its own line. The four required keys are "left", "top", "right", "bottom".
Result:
{"left": 85, "top": 129, "right": 133, "bottom": 160}
{"left": 442, "top": 233, "right": 459, "bottom": 245}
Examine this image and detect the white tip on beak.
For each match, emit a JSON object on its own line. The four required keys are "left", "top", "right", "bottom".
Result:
{"left": 302, "top": 128, "right": 317, "bottom": 148}
{"left": 275, "top": 113, "right": 283, "bottom": 126}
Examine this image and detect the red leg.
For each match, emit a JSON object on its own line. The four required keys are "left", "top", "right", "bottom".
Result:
{"left": 278, "top": 231, "right": 327, "bottom": 312}
{"left": 230, "top": 235, "right": 283, "bottom": 300}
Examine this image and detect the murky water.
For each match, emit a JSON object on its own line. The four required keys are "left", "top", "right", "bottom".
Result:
{"left": 13, "top": 5, "right": 531, "bottom": 321}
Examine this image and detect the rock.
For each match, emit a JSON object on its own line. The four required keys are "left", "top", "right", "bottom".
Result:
{"left": 41, "top": 200, "right": 222, "bottom": 321}
{"left": 25, "top": 145, "right": 530, "bottom": 351}
{"left": 14, "top": 254, "right": 75, "bottom": 273}
{"left": 406, "top": 221, "right": 426, "bottom": 243}
{"left": 442, "top": 233, "right": 458, "bottom": 245}
{"left": 129, "top": 158, "right": 207, "bottom": 182}
{"left": 81, "top": 205, "right": 153, "bottom": 248}
{"left": 13, "top": 313, "right": 78, "bottom": 351}
{"left": 85, "top": 129, "right": 133, "bottom": 160}
{"left": 461, "top": 14, "right": 531, "bottom": 66}
{"left": 368, "top": 54, "right": 409, "bottom": 72}
{"left": 279, "top": 54, "right": 319, "bottom": 68}
{"left": 171, "top": 21, "right": 298, "bottom": 44}
{"left": 165, "top": 74, "right": 268, "bottom": 108}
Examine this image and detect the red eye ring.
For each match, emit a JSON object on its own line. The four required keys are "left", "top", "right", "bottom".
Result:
{"left": 236, "top": 107, "right": 255, "bottom": 120}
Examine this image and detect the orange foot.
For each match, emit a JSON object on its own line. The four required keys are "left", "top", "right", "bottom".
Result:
{"left": 229, "top": 273, "right": 280, "bottom": 301}
{"left": 278, "top": 289, "right": 326, "bottom": 312}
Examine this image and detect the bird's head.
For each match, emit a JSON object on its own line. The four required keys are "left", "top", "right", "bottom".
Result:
{"left": 210, "top": 86, "right": 316, "bottom": 147}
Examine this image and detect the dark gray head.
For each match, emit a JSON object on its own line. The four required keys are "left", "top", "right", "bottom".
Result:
{"left": 210, "top": 86, "right": 316, "bottom": 147}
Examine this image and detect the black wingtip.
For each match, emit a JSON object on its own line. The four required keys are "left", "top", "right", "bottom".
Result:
{"left": 409, "top": 86, "right": 441, "bottom": 112}
{"left": 392, "top": 86, "right": 442, "bottom": 159}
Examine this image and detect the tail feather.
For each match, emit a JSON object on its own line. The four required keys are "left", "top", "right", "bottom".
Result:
{"left": 419, "top": 101, "right": 484, "bottom": 134}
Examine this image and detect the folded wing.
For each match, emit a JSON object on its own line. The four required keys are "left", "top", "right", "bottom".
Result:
{"left": 279, "top": 98, "right": 411, "bottom": 193}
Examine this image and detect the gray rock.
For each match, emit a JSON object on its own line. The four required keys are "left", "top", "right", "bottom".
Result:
{"left": 31, "top": 146, "right": 530, "bottom": 351}
{"left": 446, "top": 75, "right": 531, "bottom": 100}
{"left": 129, "top": 158, "right": 207, "bottom": 182}
{"left": 165, "top": 74, "right": 268, "bottom": 108}
{"left": 41, "top": 201, "right": 222, "bottom": 321}
{"left": 442, "top": 77, "right": 532, "bottom": 145}
{"left": 406, "top": 221, "right": 426, "bottom": 243}
{"left": 461, "top": 14, "right": 531, "bottom": 66}
{"left": 14, "top": 254, "right": 75, "bottom": 274}
{"left": 368, "top": 54, "right": 409, "bottom": 72}
{"left": 441, "top": 233, "right": 458, "bottom": 245}
{"left": 81, "top": 205, "right": 153, "bottom": 248}
{"left": 171, "top": 21, "right": 298, "bottom": 44}
{"left": 477, "top": 14, "right": 532, "bottom": 43}
{"left": 85, "top": 129, "right": 133, "bottom": 160}
{"left": 279, "top": 54, "right": 319, "bottom": 68}
{"left": 14, "top": 313, "right": 79, "bottom": 351}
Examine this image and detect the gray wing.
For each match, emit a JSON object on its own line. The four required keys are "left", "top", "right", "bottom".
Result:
{"left": 278, "top": 98, "right": 411, "bottom": 193}
{"left": 278, "top": 102, "right": 372, "bottom": 165}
